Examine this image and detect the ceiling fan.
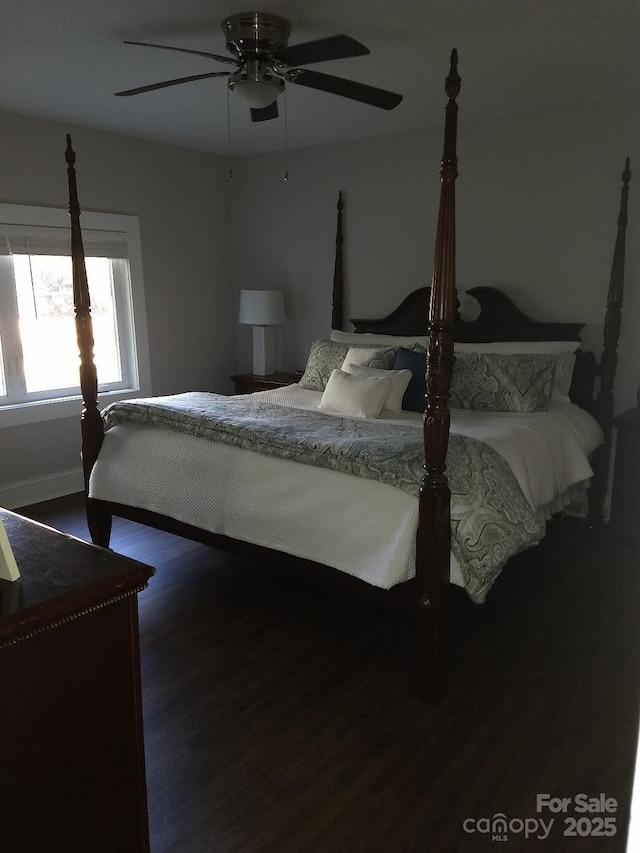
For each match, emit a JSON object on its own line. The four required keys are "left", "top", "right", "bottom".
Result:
{"left": 115, "top": 11, "right": 403, "bottom": 122}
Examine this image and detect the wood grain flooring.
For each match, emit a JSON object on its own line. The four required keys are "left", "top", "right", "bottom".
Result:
{"left": 17, "top": 494, "right": 640, "bottom": 852}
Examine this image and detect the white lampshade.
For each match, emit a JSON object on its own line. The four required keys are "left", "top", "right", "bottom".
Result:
{"left": 239, "top": 290, "right": 285, "bottom": 326}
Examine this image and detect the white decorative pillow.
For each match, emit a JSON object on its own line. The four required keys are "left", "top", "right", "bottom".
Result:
{"left": 343, "top": 363, "right": 412, "bottom": 413}
{"left": 454, "top": 341, "right": 580, "bottom": 402}
{"left": 319, "top": 369, "right": 392, "bottom": 418}
{"left": 341, "top": 345, "right": 396, "bottom": 370}
{"left": 331, "top": 330, "right": 429, "bottom": 348}
{"left": 299, "top": 340, "right": 400, "bottom": 391}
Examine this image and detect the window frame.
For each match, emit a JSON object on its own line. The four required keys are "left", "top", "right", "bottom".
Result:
{"left": 0, "top": 203, "right": 151, "bottom": 428}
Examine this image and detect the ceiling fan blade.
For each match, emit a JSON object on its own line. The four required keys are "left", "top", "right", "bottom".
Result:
{"left": 274, "top": 35, "right": 369, "bottom": 67}
{"left": 251, "top": 102, "right": 279, "bottom": 122}
{"left": 115, "top": 71, "right": 230, "bottom": 97}
{"left": 124, "top": 40, "right": 241, "bottom": 67}
{"left": 286, "top": 69, "right": 402, "bottom": 110}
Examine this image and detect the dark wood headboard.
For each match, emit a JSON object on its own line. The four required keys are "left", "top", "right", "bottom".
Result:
{"left": 350, "top": 284, "right": 596, "bottom": 414}
{"left": 351, "top": 285, "right": 584, "bottom": 341}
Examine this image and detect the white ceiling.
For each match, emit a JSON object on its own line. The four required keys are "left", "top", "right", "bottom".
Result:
{"left": 1, "top": 0, "right": 638, "bottom": 157}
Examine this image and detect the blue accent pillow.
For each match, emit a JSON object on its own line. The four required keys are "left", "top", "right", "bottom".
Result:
{"left": 392, "top": 347, "right": 425, "bottom": 412}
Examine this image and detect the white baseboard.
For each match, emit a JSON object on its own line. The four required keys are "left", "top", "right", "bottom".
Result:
{"left": 0, "top": 468, "right": 84, "bottom": 510}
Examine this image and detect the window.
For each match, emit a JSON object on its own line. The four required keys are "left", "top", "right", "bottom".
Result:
{"left": 0, "top": 203, "right": 151, "bottom": 427}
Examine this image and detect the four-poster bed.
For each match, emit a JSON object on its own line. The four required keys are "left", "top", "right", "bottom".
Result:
{"left": 67, "top": 51, "right": 630, "bottom": 697}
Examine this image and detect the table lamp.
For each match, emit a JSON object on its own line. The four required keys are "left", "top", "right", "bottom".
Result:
{"left": 239, "top": 289, "right": 285, "bottom": 376}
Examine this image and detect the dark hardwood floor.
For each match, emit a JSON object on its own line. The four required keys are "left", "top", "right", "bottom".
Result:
{"left": 16, "top": 494, "right": 640, "bottom": 852}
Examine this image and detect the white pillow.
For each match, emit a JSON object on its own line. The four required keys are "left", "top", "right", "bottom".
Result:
{"left": 341, "top": 346, "right": 392, "bottom": 369}
{"left": 319, "top": 369, "right": 391, "bottom": 418}
{"left": 331, "top": 330, "right": 429, "bottom": 348}
{"left": 343, "top": 363, "right": 412, "bottom": 413}
{"left": 454, "top": 341, "right": 580, "bottom": 401}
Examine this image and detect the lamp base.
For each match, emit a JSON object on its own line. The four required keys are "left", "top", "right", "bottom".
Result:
{"left": 252, "top": 325, "right": 275, "bottom": 376}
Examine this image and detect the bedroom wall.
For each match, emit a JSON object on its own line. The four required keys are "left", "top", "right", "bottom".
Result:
{"left": 0, "top": 110, "right": 233, "bottom": 507}
{"left": 229, "top": 94, "right": 639, "bottom": 415}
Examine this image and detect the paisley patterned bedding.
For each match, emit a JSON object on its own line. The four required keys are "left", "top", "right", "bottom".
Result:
{"left": 103, "top": 392, "right": 546, "bottom": 602}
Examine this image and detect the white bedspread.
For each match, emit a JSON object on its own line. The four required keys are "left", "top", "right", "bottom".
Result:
{"left": 89, "top": 385, "right": 602, "bottom": 594}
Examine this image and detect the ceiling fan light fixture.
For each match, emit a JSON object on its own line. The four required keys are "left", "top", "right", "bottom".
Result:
{"left": 118, "top": 13, "right": 402, "bottom": 120}
{"left": 229, "top": 72, "right": 284, "bottom": 109}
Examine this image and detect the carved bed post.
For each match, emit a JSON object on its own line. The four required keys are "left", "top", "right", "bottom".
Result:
{"left": 332, "top": 191, "right": 344, "bottom": 331}
{"left": 66, "top": 136, "right": 111, "bottom": 546}
{"left": 588, "top": 157, "right": 631, "bottom": 526}
{"left": 413, "top": 51, "right": 461, "bottom": 699}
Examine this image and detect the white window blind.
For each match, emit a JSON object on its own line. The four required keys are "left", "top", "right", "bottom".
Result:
{"left": 0, "top": 203, "right": 151, "bottom": 427}
{"left": 0, "top": 229, "right": 128, "bottom": 259}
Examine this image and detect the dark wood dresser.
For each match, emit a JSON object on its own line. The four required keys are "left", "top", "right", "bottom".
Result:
{"left": 0, "top": 508, "right": 154, "bottom": 853}
{"left": 610, "top": 408, "right": 640, "bottom": 547}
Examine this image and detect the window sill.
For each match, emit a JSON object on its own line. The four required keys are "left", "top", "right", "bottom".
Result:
{"left": 0, "top": 387, "right": 152, "bottom": 429}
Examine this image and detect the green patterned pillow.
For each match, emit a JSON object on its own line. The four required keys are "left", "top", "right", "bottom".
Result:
{"left": 450, "top": 352, "right": 556, "bottom": 413}
{"left": 299, "top": 340, "right": 398, "bottom": 391}
{"left": 299, "top": 340, "right": 349, "bottom": 391}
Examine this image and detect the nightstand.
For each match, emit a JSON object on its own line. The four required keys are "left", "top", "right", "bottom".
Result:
{"left": 610, "top": 408, "right": 640, "bottom": 546}
{"left": 231, "top": 372, "right": 299, "bottom": 395}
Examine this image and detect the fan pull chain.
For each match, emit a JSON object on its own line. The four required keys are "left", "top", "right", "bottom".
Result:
{"left": 283, "top": 88, "right": 289, "bottom": 182}
{"left": 226, "top": 86, "right": 233, "bottom": 179}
